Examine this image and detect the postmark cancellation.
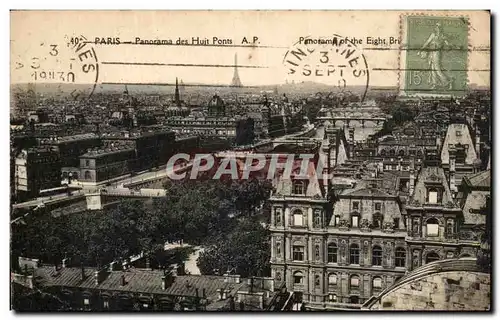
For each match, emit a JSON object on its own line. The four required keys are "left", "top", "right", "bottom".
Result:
{"left": 400, "top": 15, "right": 469, "bottom": 96}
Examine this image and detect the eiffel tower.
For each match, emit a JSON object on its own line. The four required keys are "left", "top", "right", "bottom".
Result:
{"left": 230, "top": 53, "right": 242, "bottom": 87}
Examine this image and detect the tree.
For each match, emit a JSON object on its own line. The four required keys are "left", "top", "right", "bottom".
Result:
{"left": 197, "top": 217, "right": 270, "bottom": 278}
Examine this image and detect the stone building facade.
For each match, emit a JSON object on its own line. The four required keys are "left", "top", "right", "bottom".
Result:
{"left": 269, "top": 146, "right": 483, "bottom": 310}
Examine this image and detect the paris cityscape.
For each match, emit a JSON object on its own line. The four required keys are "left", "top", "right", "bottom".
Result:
{"left": 9, "top": 8, "right": 492, "bottom": 311}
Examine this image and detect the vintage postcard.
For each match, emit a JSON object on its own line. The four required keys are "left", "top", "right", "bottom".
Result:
{"left": 10, "top": 10, "right": 491, "bottom": 312}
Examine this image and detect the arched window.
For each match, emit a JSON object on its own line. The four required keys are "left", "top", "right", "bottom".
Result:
{"left": 292, "top": 181, "right": 306, "bottom": 195}
{"left": 389, "top": 149, "right": 396, "bottom": 156}
{"left": 380, "top": 149, "right": 387, "bottom": 157}
{"left": 350, "top": 244, "right": 360, "bottom": 264}
{"left": 327, "top": 243, "right": 338, "bottom": 263}
{"left": 372, "top": 277, "right": 383, "bottom": 289}
{"left": 293, "top": 271, "right": 304, "bottom": 284}
{"left": 72, "top": 172, "right": 79, "bottom": 180}
{"left": 426, "top": 218, "right": 439, "bottom": 237}
{"left": 84, "top": 170, "right": 92, "bottom": 180}
{"left": 398, "top": 149, "right": 405, "bottom": 157}
{"left": 328, "top": 273, "right": 338, "bottom": 285}
{"left": 395, "top": 247, "right": 406, "bottom": 267}
{"left": 425, "top": 251, "right": 440, "bottom": 264}
{"left": 350, "top": 275, "right": 360, "bottom": 288}
{"left": 372, "top": 245, "right": 383, "bottom": 266}
{"left": 293, "top": 210, "right": 303, "bottom": 226}
{"left": 373, "top": 212, "right": 383, "bottom": 229}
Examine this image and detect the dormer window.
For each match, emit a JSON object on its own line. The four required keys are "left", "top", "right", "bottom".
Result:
{"left": 352, "top": 201, "right": 359, "bottom": 211}
{"left": 334, "top": 215, "right": 340, "bottom": 226}
{"left": 373, "top": 212, "right": 383, "bottom": 229}
{"left": 427, "top": 187, "right": 441, "bottom": 204}
{"left": 293, "top": 181, "right": 306, "bottom": 195}
{"left": 351, "top": 213, "right": 360, "bottom": 228}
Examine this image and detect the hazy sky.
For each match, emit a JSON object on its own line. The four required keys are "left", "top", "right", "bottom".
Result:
{"left": 11, "top": 11, "right": 490, "bottom": 88}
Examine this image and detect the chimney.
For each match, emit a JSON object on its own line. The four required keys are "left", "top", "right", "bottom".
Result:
{"left": 109, "top": 261, "right": 116, "bottom": 272}
{"left": 94, "top": 270, "right": 100, "bottom": 285}
{"left": 195, "top": 288, "right": 199, "bottom": 298}
{"left": 161, "top": 275, "right": 167, "bottom": 290}
{"left": 202, "top": 288, "right": 206, "bottom": 298}
{"left": 449, "top": 145, "right": 456, "bottom": 194}
{"left": 120, "top": 274, "right": 126, "bottom": 286}
{"left": 81, "top": 264, "right": 86, "bottom": 281}
{"left": 62, "top": 258, "right": 69, "bottom": 268}
{"left": 409, "top": 158, "right": 415, "bottom": 197}
{"left": 177, "top": 262, "right": 185, "bottom": 275}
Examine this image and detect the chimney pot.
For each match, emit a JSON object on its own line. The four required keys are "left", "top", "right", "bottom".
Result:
{"left": 161, "top": 276, "right": 166, "bottom": 290}
{"left": 81, "top": 265, "right": 85, "bottom": 281}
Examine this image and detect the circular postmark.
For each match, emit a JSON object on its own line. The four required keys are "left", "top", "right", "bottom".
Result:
{"left": 282, "top": 34, "right": 370, "bottom": 102}
{"left": 12, "top": 34, "right": 99, "bottom": 102}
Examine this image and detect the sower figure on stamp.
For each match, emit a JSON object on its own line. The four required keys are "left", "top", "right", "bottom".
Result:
{"left": 418, "top": 23, "right": 454, "bottom": 90}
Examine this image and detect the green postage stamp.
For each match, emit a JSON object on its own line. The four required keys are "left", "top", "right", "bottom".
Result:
{"left": 404, "top": 16, "right": 468, "bottom": 95}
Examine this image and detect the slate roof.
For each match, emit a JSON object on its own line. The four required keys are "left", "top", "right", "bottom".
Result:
{"left": 34, "top": 267, "right": 242, "bottom": 300}
{"left": 465, "top": 170, "right": 491, "bottom": 188}
{"left": 441, "top": 124, "right": 477, "bottom": 165}
{"left": 343, "top": 187, "right": 393, "bottom": 198}
{"left": 462, "top": 191, "right": 488, "bottom": 225}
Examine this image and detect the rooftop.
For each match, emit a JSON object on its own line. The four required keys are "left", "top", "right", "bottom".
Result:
{"left": 39, "top": 133, "right": 99, "bottom": 144}
{"left": 34, "top": 266, "right": 242, "bottom": 300}
{"left": 464, "top": 170, "right": 490, "bottom": 188}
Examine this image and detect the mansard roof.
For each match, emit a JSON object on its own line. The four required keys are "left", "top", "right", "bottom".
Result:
{"left": 464, "top": 170, "right": 491, "bottom": 188}
{"left": 342, "top": 187, "right": 393, "bottom": 198}
{"left": 441, "top": 123, "right": 477, "bottom": 165}
{"left": 408, "top": 166, "right": 458, "bottom": 208}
